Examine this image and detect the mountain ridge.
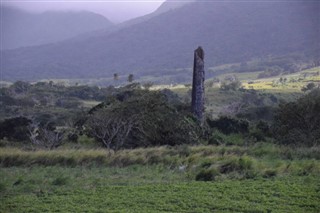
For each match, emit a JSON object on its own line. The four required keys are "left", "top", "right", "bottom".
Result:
{"left": 0, "top": 5, "right": 114, "bottom": 50}
{"left": 2, "top": 1, "right": 319, "bottom": 81}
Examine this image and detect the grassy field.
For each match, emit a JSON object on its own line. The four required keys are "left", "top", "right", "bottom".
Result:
{"left": 1, "top": 166, "right": 319, "bottom": 212}
{"left": 240, "top": 67, "right": 320, "bottom": 91}
{"left": 1, "top": 144, "right": 320, "bottom": 212}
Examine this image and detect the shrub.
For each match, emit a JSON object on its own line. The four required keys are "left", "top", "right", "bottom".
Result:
{"left": 301, "top": 82, "right": 316, "bottom": 92}
{"left": 249, "top": 120, "right": 272, "bottom": 141}
{"left": 0, "top": 182, "right": 6, "bottom": 192}
{"left": 195, "top": 168, "right": 219, "bottom": 181}
{"left": 52, "top": 176, "right": 69, "bottom": 186}
{"left": 263, "top": 169, "right": 277, "bottom": 178}
{"left": 86, "top": 89, "right": 201, "bottom": 150}
{"left": 220, "top": 156, "right": 255, "bottom": 175}
{"left": 208, "top": 130, "right": 245, "bottom": 146}
{"left": 0, "top": 117, "right": 32, "bottom": 142}
{"left": 208, "top": 133, "right": 224, "bottom": 145}
{"left": 207, "top": 116, "right": 249, "bottom": 135}
{"left": 273, "top": 89, "right": 320, "bottom": 146}
{"left": 220, "top": 76, "right": 242, "bottom": 91}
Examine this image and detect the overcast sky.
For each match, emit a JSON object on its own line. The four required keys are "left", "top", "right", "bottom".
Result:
{"left": 2, "top": 0, "right": 166, "bottom": 23}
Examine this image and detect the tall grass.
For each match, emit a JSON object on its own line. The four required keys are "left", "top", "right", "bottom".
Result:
{"left": 1, "top": 144, "right": 319, "bottom": 179}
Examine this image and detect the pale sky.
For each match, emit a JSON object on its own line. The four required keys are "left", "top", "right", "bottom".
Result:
{"left": 2, "top": 0, "right": 166, "bottom": 23}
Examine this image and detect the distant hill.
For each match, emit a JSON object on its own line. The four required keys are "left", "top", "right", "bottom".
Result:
{"left": 70, "top": 0, "right": 194, "bottom": 42}
{"left": 0, "top": 6, "right": 114, "bottom": 50}
{"left": 1, "top": 1, "right": 319, "bottom": 81}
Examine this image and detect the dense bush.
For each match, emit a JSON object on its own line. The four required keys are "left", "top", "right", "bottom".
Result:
{"left": 220, "top": 77, "right": 242, "bottom": 91}
{"left": 195, "top": 168, "right": 219, "bottom": 181}
{"left": 237, "top": 106, "right": 276, "bottom": 121}
{"left": 86, "top": 89, "right": 201, "bottom": 150}
{"left": 208, "top": 130, "right": 245, "bottom": 146}
{"left": 0, "top": 117, "right": 32, "bottom": 142}
{"left": 249, "top": 120, "right": 272, "bottom": 141}
{"left": 207, "top": 116, "right": 249, "bottom": 135}
{"left": 273, "top": 89, "right": 320, "bottom": 146}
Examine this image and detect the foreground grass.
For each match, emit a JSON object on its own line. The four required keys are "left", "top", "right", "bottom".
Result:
{"left": 1, "top": 144, "right": 319, "bottom": 212}
{"left": 0, "top": 166, "right": 319, "bottom": 212}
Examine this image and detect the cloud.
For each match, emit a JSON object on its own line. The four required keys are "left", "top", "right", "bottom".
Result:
{"left": 2, "top": 0, "right": 165, "bottom": 23}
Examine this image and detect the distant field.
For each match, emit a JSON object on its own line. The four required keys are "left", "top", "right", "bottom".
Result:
{"left": 214, "top": 71, "right": 264, "bottom": 81}
{"left": 240, "top": 67, "right": 320, "bottom": 91}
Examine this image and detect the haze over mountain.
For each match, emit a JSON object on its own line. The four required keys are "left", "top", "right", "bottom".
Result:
{"left": 2, "top": 1, "right": 319, "bottom": 81}
{"left": 1, "top": 6, "right": 114, "bottom": 50}
{"left": 3, "top": 0, "right": 165, "bottom": 23}
{"left": 69, "top": 0, "right": 194, "bottom": 42}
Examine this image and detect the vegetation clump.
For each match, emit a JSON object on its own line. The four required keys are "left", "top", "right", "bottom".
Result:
{"left": 86, "top": 88, "right": 201, "bottom": 150}
{"left": 207, "top": 116, "right": 249, "bottom": 135}
{"left": 273, "top": 89, "right": 320, "bottom": 146}
{"left": 195, "top": 168, "right": 219, "bottom": 181}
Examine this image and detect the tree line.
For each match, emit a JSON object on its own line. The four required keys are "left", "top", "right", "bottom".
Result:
{"left": 1, "top": 82, "right": 319, "bottom": 149}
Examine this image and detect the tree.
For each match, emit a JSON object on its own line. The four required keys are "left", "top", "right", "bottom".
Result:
{"left": 273, "top": 89, "right": 320, "bottom": 146}
{"left": 142, "top": 82, "right": 153, "bottom": 90}
{"left": 206, "top": 116, "right": 249, "bottom": 135}
{"left": 220, "top": 76, "right": 242, "bottom": 91}
{"left": 86, "top": 109, "right": 136, "bottom": 150}
{"left": 11, "top": 81, "right": 31, "bottom": 95}
{"left": 128, "top": 74, "right": 134, "bottom": 83}
{"left": 301, "top": 82, "right": 316, "bottom": 92}
{"left": 0, "top": 117, "right": 32, "bottom": 142}
{"left": 28, "top": 122, "right": 65, "bottom": 150}
{"left": 113, "top": 73, "right": 119, "bottom": 81}
{"left": 86, "top": 90, "right": 201, "bottom": 150}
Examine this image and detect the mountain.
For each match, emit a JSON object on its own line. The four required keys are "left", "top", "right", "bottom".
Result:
{"left": 0, "top": 6, "right": 114, "bottom": 50}
{"left": 70, "top": 0, "right": 194, "bottom": 42}
{"left": 1, "top": 1, "right": 319, "bottom": 81}
{"left": 154, "top": 0, "right": 194, "bottom": 14}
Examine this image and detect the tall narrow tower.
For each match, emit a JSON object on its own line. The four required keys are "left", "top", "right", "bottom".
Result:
{"left": 191, "top": 46, "right": 205, "bottom": 123}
